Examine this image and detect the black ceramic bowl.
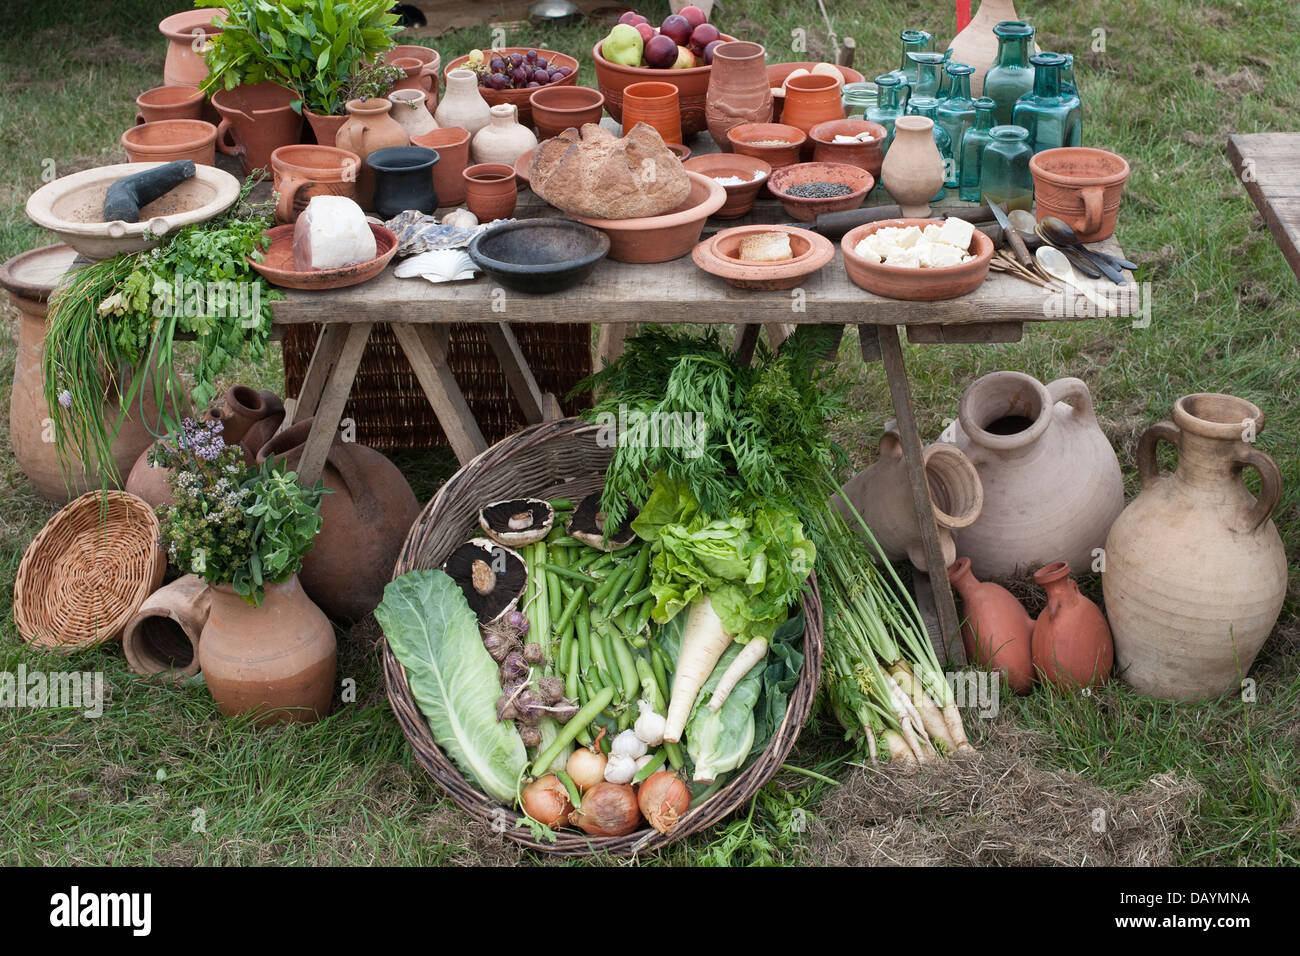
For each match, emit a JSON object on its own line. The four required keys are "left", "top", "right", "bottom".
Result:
{"left": 468, "top": 218, "right": 610, "bottom": 294}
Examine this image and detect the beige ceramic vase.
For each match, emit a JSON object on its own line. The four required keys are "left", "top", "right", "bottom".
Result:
{"left": 435, "top": 69, "right": 493, "bottom": 138}
{"left": 199, "top": 575, "right": 337, "bottom": 724}
{"left": 334, "top": 97, "right": 409, "bottom": 210}
{"left": 941, "top": 371, "right": 1124, "bottom": 581}
{"left": 837, "top": 425, "right": 983, "bottom": 570}
{"left": 947, "top": 0, "right": 1030, "bottom": 97}
{"left": 881, "top": 115, "right": 945, "bottom": 216}
{"left": 122, "top": 574, "right": 212, "bottom": 680}
{"left": 1103, "top": 394, "right": 1286, "bottom": 700}
{"left": 387, "top": 88, "right": 439, "bottom": 139}
{"left": 472, "top": 104, "right": 539, "bottom": 165}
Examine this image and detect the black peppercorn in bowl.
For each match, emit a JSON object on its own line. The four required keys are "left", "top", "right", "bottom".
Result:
{"left": 766, "top": 161, "right": 874, "bottom": 222}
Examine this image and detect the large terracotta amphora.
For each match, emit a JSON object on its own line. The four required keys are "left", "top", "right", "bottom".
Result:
{"left": 941, "top": 371, "right": 1124, "bottom": 581}
{"left": 1103, "top": 394, "right": 1286, "bottom": 700}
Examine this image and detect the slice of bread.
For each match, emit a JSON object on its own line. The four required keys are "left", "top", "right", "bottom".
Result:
{"left": 738, "top": 231, "right": 793, "bottom": 262}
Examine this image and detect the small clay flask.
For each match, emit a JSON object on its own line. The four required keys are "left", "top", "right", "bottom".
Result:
{"left": 948, "top": 556, "right": 1035, "bottom": 693}
{"left": 1031, "top": 561, "right": 1113, "bottom": 689}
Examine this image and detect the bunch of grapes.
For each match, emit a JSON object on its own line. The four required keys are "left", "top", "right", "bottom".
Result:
{"left": 474, "top": 48, "right": 572, "bottom": 91}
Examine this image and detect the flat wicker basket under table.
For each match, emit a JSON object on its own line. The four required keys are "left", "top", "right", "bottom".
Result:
{"left": 383, "top": 417, "right": 824, "bottom": 856}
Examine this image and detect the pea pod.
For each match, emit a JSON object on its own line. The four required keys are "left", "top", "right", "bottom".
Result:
{"left": 531, "top": 685, "right": 615, "bottom": 776}
{"left": 633, "top": 749, "right": 668, "bottom": 783}
{"left": 547, "top": 570, "right": 563, "bottom": 624}
{"left": 610, "top": 632, "right": 640, "bottom": 706}
{"left": 538, "top": 563, "right": 598, "bottom": 586}
{"left": 553, "top": 582, "right": 587, "bottom": 637}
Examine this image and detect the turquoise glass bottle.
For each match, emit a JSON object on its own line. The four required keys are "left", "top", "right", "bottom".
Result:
{"left": 886, "top": 29, "right": 934, "bottom": 110}
{"left": 936, "top": 62, "right": 976, "bottom": 187}
{"left": 1012, "top": 52, "right": 1082, "bottom": 153}
{"left": 1060, "top": 53, "right": 1078, "bottom": 97}
{"left": 983, "top": 21, "right": 1035, "bottom": 126}
{"left": 907, "top": 96, "right": 951, "bottom": 201}
{"left": 906, "top": 51, "right": 950, "bottom": 104}
{"left": 959, "top": 97, "right": 997, "bottom": 202}
{"left": 842, "top": 82, "right": 877, "bottom": 119}
{"left": 868, "top": 74, "right": 905, "bottom": 152}
{"left": 980, "top": 124, "right": 1034, "bottom": 212}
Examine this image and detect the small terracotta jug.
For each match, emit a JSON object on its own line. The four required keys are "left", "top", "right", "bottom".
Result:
{"left": 160, "top": 8, "right": 222, "bottom": 88}
{"left": 387, "top": 87, "right": 439, "bottom": 139}
{"left": 463, "top": 162, "right": 518, "bottom": 221}
{"left": 435, "top": 68, "right": 492, "bottom": 137}
{"left": 881, "top": 115, "right": 945, "bottom": 216}
{"left": 386, "top": 56, "right": 428, "bottom": 98}
{"left": 413, "top": 126, "right": 470, "bottom": 204}
{"left": 199, "top": 575, "right": 336, "bottom": 724}
{"left": 779, "top": 73, "right": 845, "bottom": 158}
{"left": 1031, "top": 561, "right": 1113, "bottom": 689}
{"left": 471, "top": 103, "right": 539, "bottom": 165}
{"left": 122, "top": 574, "right": 212, "bottom": 680}
{"left": 214, "top": 385, "right": 285, "bottom": 462}
{"left": 334, "top": 97, "right": 409, "bottom": 210}
{"left": 705, "top": 41, "right": 773, "bottom": 150}
{"left": 389, "top": 44, "right": 441, "bottom": 112}
{"left": 948, "top": 557, "right": 1035, "bottom": 693}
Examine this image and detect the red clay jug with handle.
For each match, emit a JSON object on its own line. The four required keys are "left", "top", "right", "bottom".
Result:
{"left": 948, "top": 556, "right": 1035, "bottom": 693}
{"left": 1031, "top": 561, "right": 1113, "bottom": 689}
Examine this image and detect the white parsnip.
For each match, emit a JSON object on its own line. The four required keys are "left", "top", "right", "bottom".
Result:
{"left": 663, "top": 597, "right": 732, "bottom": 743}
{"left": 707, "top": 637, "right": 768, "bottom": 712}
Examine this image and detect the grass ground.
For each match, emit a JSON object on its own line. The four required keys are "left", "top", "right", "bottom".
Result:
{"left": 0, "top": 0, "right": 1296, "bottom": 866}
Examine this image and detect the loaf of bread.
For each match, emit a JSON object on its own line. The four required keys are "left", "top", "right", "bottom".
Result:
{"left": 528, "top": 122, "right": 690, "bottom": 220}
{"left": 739, "top": 231, "right": 793, "bottom": 262}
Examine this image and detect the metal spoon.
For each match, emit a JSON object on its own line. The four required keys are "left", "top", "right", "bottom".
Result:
{"left": 1038, "top": 215, "right": 1138, "bottom": 273}
{"left": 1007, "top": 208, "right": 1042, "bottom": 249}
{"left": 1035, "top": 246, "right": 1113, "bottom": 312}
{"left": 1034, "top": 220, "right": 1109, "bottom": 280}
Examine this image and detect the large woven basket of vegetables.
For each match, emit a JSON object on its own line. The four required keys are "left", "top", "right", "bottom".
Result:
{"left": 379, "top": 414, "right": 823, "bottom": 856}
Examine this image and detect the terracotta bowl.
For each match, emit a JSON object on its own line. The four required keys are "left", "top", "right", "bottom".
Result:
{"left": 515, "top": 141, "right": 688, "bottom": 187}
{"left": 683, "top": 154, "right": 771, "bottom": 219}
{"left": 667, "top": 142, "right": 691, "bottom": 161}
{"left": 592, "top": 35, "right": 736, "bottom": 138}
{"left": 122, "top": 119, "right": 218, "bottom": 166}
{"left": 135, "top": 84, "right": 204, "bottom": 125}
{"left": 726, "top": 123, "right": 807, "bottom": 171}
{"left": 444, "top": 48, "right": 579, "bottom": 127}
{"left": 808, "top": 119, "right": 887, "bottom": 179}
{"left": 570, "top": 171, "right": 726, "bottom": 263}
{"left": 768, "top": 62, "right": 864, "bottom": 121}
{"left": 529, "top": 85, "right": 606, "bottom": 139}
{"left": 249, "top": 223, "right": 398, "bottom": 290}
{"left": 1030, "top": 146, "right": 1130, "bottom": 243}
{"left": 692, "top": 224, "right": 835, "bottom": 290}
{"left": 767, "top": 162, "right": 873, "bottom": 222}
{"left": 841, "top": 218, "right": 994, "bottom": 300}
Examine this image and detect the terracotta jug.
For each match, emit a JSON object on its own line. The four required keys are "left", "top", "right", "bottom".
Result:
{"left": 472, "top": 104, "right": 539, "bottom": 165}
{"left": 160, "top": 8, "right": 222, "bottom": 88}
{"left": 212, "top": 82, "right": 303, "bottom": 175}
{"left": 271, "top": 144, "right": 361, "bottom": 224}
{"left": 948, "top": 557, "right": 1035, "bottom": 693}
{"left": 1031, "top": 561, "right": 1113, "bottom": 689}
{"left": 941, "top": 372, "right": 1123, "bottom": 582}
{"left": 881, "top": 115, "right": 946, "bottom": 216}
{"left": 463, "top": 162, "right": 518, "bottom": 221}
{"left": 335, "top": 97, "right": 409, "bottom": 210}
{"left": 389, "top": 44, "right": 441, "bottom": 113}
{"left": 435, "top": 69, "right": 492, "bottom": 138}
{"left": 122, "top": 574, "right": 212, "bottom": 681}
{"left": 199, "top": 575, "right": 337, "bottom": 724}
{"left": 837, "top": 425, "right": 983, "bottom": 570}
{"left": 257, "top": 419, "right": 421, "bottom": 622}
{"left": 387, "top": 88, "right": 439, "bottom": 139}
{"left": 1030, "top": 147, "right": 1130, "bottom": 243}
{"left": 705, "top": 41, "right": 774, "bottom": 150}
{"left": 947, "top": 0, "right": 1032, "bottom": 97}
{"left": 1103, "top": 394, "right": 1286, "bottom": 700}
{"left": 412, "top": 126, "right": 470, "bottom": 204}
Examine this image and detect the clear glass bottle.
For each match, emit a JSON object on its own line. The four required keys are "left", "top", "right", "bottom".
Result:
{"left": 842, "top": 82, "right": 877, "bottom": 119}
{"left": 980, "top": 124, "right": 1034, "bottom": 212}
{"left": 868, "top": 74, "right": 905, "bottom": 153}
{"left": 983, "top": 21, "right": 1035, "bottom": 126}
{"left": 936, "top": 62, "right": 976, "bottom": 187}
{"left": 905, "top": 51, "right": 951, "bottom": 105}
{"left": 907, "top": 96, "right": 951, "bottom": 201}
{"left": 886, "top": 29, "right": 934, "bottom": 109}
{"left": 1012, "top": 52, "right": 1082, "bottom": 153}
{"left": 1060, "top": 53, "right": 1078, "bottom": 97}
{"left": 959, "top": 97, "right": 997, "bottom": 202}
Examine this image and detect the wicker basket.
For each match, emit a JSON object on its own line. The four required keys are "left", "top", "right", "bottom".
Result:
{"left": 383, "top": 417, "right": 823, "bottom": 856}
{"left": 14, "top": 491, "right": 166, "bottom": 650}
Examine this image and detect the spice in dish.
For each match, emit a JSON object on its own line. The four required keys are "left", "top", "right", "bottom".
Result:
{"left": 785, "top": 181, "right": 854, "bottom": 199}
{"left": 712, "top": 173, "right": 756, "bottom": 187}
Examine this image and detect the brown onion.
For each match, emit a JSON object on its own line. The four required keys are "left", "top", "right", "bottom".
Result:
{"left": 565, "top": 745, "right": 607, "bottom": 792}
{"left": 568, "top": 782, "right": 641, "bottom": 836}
{"left": 520, "top": 774, "right": 572, "bottom": 828}
{"left": 637, "top": 771, "right": 690, "bottom": 835}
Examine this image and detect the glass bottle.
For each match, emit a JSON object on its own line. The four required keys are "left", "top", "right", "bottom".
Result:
{"left": 980, "top": 124, "right": 1034, "bottom": 212}
{"left": 1060, "top": 53, "right": 1078, "bottom": 97}
{"left": 887, "top": 29, "right": 934, "bottom": 109}
{"left": 905, "top": 51, "right": 951, "bottom": 105}
{"left": 907, "top": 96, "right": 951, "bottom": 202}
{"left": 936, "top": 62, "right": 976, "bottom": 187}
{"left": 842, "top": 82, "right": 877, "bottom": 119}
{"left": 868, "top": 74, "right": 904, "bottom": 153}
{"left": 1012, "top": 52, "right": 1082, "bottom": 153}
{"left": 959, "top": 97, "right": 997, "bottom": 202}
{"left": 983, "top": 21, "right": 1035, "bottom": 126}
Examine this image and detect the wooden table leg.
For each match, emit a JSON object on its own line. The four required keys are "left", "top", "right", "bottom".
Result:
{"left": 390, "top": 322, "right": 488, "bottom": 465}
{"left": 290, "top": 323, "right": 352, "bottom": 426}
{"left": 868, "top": 325, "right": 966, "bottom": 666}
{"left": 296, "top": 322, "right": 372, "bottom": 486}
{"left": 482, "top": 322, "right": 560, "bottom": 423}
{"left": 733, "top": 324, "right": 762, "bottom": 365}
{"left": 594, "top": 323, "right": 633, "bottom": 372}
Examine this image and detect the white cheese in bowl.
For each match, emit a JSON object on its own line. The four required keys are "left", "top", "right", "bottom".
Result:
{"left": 853, "top": 218, "right": 976, "bottom": 269}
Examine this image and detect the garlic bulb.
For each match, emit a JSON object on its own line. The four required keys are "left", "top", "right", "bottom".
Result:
{"left": 604, "top": 752, "right": 637, "bottom": 784}
{"left": 612, "top": 729, "right": 648, "bottom": 760}
{"left": 634, "top": 700, "right": 666, "bottom": 747}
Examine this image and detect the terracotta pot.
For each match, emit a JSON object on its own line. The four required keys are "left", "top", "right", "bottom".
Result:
{"left": 215, "top": 385, "right": 285, "bottom": 461}
{"left": 529, "top": 86, "right": 605, "bottom": 140}
{"left": 212, "top": 82, "right": 303, "bottom": 176}
{"left": 881, "top": 115, "right": 945, "bottom": 216}
{"left": 125, "top": 447, "right": 172, "bottom": 510}
{"left": 386, "top": 56, "right": 428, "bottom": 98}
{"left": 779, "top": 73, "right": 844, "bottom": 159}
{"left": 135, "top": 85, "right": 204, "bottom": 125}
{"left": 1031, "top": 561, "right": 1113, "bottom": 689}
{"left": 837, "top": 426, "right": 983, "bottom": 570}
{"left": 682, "top": 153, "right": 771, "bottom": 219}
{"left": 335, "top": 97, "right": 409, "bottom": 210}
{"left": 434, "top": 69, "right": 493, "bottom": 138}
{"left": 592, "top": 35, "right": 734, "bottom": 137}
{"left": 463, "top": 162, "right": 518, "bottom": 221}
{"left": 390, "top": 44, "right": 441, "bottom": 113}
{"left": 705, "top": 41, "right": 773, "bottom": 151}
{"left": 809, "top": 118, "right": 887, "bottom": 179}
{"left": 122, "top": 574, "right": 212, "bottom": 680}
{"left": 0, "top": 244, "right": 174, "bottom": 502}
{"left": 303, "top": 109, "right": 349, "bottom": 150}
{"left": 946, "top": 0, "right": 1026, "bottom": 96}
{"left": 121, "top": 119, "right": 217, "bottom": 166}
{"left": 257, "top": 419, "right": 420, "bottom": 622}
{"left": 948, "top": 557, "right": 1035, "bottom": 693}
{"left": 160, "top": 8, "right": 222, "bottom": 88}
{"left": 271, "top": 144, "right": 361, "bottom": 224}
{"left": 199, "top": 576, "right": 336, "bottom": 724}
{"left": 570, "top": 171, "right": 726, "bottom": 264}
{"left": 941, "top": 371, "right": 1124, "bottom": 581}
{"left": 1030, "top": 147, "right": 1130, "bottom": 242}
{"left": 472, "top": 103, "right": 539, "bottom": 165}
{"left": 387, "top": 88, "right": 439, "bottom": 139}
{"left": 413, "top": 126, "right": 470, "bottom": 205}
{"left": 727, "top": 122, "right": 807, "bottom": 172}
{"left": 1103, "top": 394, "right": 1287, "bottom": 700}
{"left": 368, "top": 145, "right": 440, "bottom": 218}
{"left": 620, "top": 82, "right": 682, "bottom": 145}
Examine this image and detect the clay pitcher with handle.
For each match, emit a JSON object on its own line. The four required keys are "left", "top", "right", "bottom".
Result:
{"left": 948, "top": 557, "right": 1035, "bottom": 693}
{"left": 1103, "top": 394, "right": 1286, "bottom": 700}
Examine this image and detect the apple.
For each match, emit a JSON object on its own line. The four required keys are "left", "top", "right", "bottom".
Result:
{"left": 689, "top": 22, "right": 720, "bottom": 54}
{"left": 678, "top": 5, "right": 708, "bottom": 29}
{"left": 602, "top": 23, "right": 644, "bottom": 66}
{"left": 644, "top": 33, "right": 679, "bottom": 69}
{"left": 671, "top": 44, "right": 697, "bottom": 69}
{"left": 702, "top": 39, "right": 723, "bottom": 64}
{"left": 618, "top": 11, "right": 648, "bottom": 26}
{"left": 660, "top": 14, "right": 692, "bottom": 46}
{"left": 634, "top": 21, "right": 655, "bottom": 45}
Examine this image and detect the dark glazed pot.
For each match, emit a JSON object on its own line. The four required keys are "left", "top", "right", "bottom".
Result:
{"left": 366, "top": 145, "right": 439, "bottom": 219}
{"left": 468, "top": 219, "right": 610, "bottom": 293}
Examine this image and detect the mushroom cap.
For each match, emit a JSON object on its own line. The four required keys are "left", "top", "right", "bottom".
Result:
{"left": 567, "top": 492, "right": 638, "bottom": 552}
{"left": 478, "top": 498, "right": 555, "bottom": 547}
{"left": 442, "top": 537, "right": 527, "bottom": 623}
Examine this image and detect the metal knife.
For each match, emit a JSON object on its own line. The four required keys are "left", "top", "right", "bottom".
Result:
{"left": 988, "top": 202, "right": 1034, "bottom": 268}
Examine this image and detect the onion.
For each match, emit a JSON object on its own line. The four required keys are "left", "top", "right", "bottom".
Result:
{"left": 520, "top": 774, "right": 572, "bottom": 828}
{"left": 566, "top": 745, "right": 607, "bottom": 792}
{"left": 568, "top": 782, "right": 641, "bottom": 836}
{"left": 637, "top": 771, "right": 690, "bottom": 835}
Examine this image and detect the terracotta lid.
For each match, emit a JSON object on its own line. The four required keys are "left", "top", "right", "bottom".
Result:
{"left": 0, "top": 243, "right": 80, "bottom": 302}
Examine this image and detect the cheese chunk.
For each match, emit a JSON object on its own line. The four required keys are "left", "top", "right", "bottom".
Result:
{"left": 938, "top": 216, "right": 975, "bottom": 252}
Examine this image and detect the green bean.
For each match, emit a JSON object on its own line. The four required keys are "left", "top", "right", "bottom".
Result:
{"left": 547, "top": 570, "right": 563, "bottom": 624}
{"left": 599, "top": 565, "right": 637, "bottom": 619}
{"left": 556, "top": 768, "right": 582, "bottom": 808}
{"left": 635, "top": 658, "right": 661, "bottom": 711}
{"left": 564, "top": 641, "right": 580, "bottom": 703}
{"left": 633, "top": 749, "right": 668, "bottom": 783}
{"left": 585, "top": 552, "right": 617, "bottom": 573}
{"left": 588, "top": 624, "right": 615, "bottom": 688}
{"left": 663, "top": 740, "right": 685, "bottom": 770}
{"left": 577, "top": 611, "right": 592, "bottom": 676}
{"left": 589, "top": 560, "right": 632, "bottom": 608}
{"left": 650, "top": 647, "right": 671, "bottom": 707}
{"left": 548, "top": 498, "right": 574, "bottom": 511}
{"left": 531, "top": 685, "right": 614, "bottom": 776}
{"left": 610, "top": 632, "right": 640, "bottom": 705}
{"left": 602, "top": 630, "right": 622, "bottom": 697}
{"left": 616, "top": 547, "right": 651, "bottom": 613}
{"left": 553, "top": 583, "right": 586, "bottom": 637}
{"left": 537, "top": 562, "right": 598, "bottom": 586}
{"left": 617, "top": 585, "right": 654, "bottom": 613}
{"left": 546, "top": 535, "right": 585, "bottom": 548}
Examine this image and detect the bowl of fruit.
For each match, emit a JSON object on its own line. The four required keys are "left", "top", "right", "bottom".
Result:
{"left": 444, "top": 47, "right": 579, "bottom": 128}
{"left": 593, "top": 5, "right": 734, "bottom": 137}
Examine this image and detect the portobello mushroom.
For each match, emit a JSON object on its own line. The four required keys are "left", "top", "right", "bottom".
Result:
{"left": 567, "top": 492, "right": 638, "bottom": 552}
{"left": 478, "top": 498, "right": 554, "bottom": 547}
{"left": 442, "top": 537, "right": 526, "bottom": 624}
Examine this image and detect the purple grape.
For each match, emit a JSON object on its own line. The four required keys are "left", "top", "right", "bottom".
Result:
{"left": 511, "top": 66, "right": 527, "bottom": 85}
{"left": 548, "top": 69, "right": 563, "bottom": 83}
{"left": 535, "top": 57, "right": 548, "bottom": 71}
{"left": 490, "top": 56, "right": 505, "bottom": 72}
{"left": 489, "top": 72, "right": 510, "bottom": 90}
{"left": 525, "top": 49, "right": 538, "bottom": 62}
{"left": 527, "top": 81, "right": 541, "bottom": 88}
{"left": 510, "top": 53, "right": 524, "bottom": 68}
{"left": 556, "top": 66, "right": 572, "bottom": 78}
